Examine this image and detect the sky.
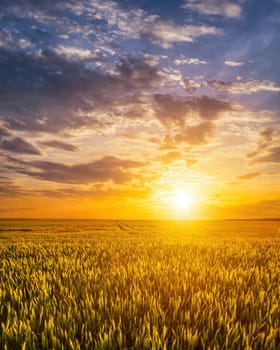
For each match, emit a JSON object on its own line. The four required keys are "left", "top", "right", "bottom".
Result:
{"left": 0, "top": 0, "right": 280, "bottom": 219}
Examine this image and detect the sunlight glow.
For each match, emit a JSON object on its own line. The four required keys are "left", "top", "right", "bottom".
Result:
{"left": 171, "top": 191, "right": 194, "bottom": 211}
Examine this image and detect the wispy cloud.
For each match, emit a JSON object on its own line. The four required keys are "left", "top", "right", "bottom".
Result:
{"left": 183, "top": 79, "right": 202, "bottom": 92}
{"left": 7, "top": 156, "right": 145, "bottom": 184}
{"left": 157, "top": 150, "right": 198, "bottom": 166}
{"left": 0, "top": 207, "right": 34, "bottom": 213}
{"left": 147, "top": 22, "right": 222, "bottom": 48}
{"left": 183, "top": 0, "right": 242, "bottom": 18}
{"left": 236, "top": 172, "right": 260, "bottom": 180}
{"left": 1, "top": 137, "right": 41, "bottom": 155}
{"left": 52, "top": 45, "right": 98, "bottom": 61}
{"left": 0, "top": 178, "right": 28, "bottom": 198}
{"left": 254, "top": 147, "right": 280, "bottom": 163}
{"left": 40, "top": 140, "right": 79, "bottom": 152}
{"left": 247, "top": 128, "right": 280, "bottom": 164}
{"left": 207, "top": 79, "right": 280, "bottom": 94}
{"left": 224, "top": 60, "right": 244, "bottom": 67}
{"left": 174, "top": 57, "right": 208, "bottom": 65}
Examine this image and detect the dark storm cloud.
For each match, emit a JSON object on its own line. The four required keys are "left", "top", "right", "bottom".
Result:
{"left": 1, "top": 137, "right": 41, "bottom": 155}
{"left": 0, "top": 48, "right": 161, "bottom": 133}
{"left": 40, "top": 140, "right": 79, "bottom": 152}
{"left": 8, "top": 156, "right": 145, "bottom": 184}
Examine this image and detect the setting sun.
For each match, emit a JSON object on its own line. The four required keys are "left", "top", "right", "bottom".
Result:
{"left": 171, "top": 191, "right": 193, "bottom": 211}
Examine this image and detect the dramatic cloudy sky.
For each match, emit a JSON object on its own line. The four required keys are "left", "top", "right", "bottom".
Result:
{"left": 0, "top": 0, "right": 279, "bottom": 219}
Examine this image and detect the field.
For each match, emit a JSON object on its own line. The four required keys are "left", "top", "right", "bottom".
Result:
{"left": 0, "top": 219, "right": 280, "bottom": 349}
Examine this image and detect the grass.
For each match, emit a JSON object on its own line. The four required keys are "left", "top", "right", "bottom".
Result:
{"left": 0, "top": 219, "right": 279, "bottom": 349}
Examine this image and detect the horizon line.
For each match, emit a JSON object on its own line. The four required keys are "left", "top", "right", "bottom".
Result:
{"left": 0, "top": 217, "right": 280, "bottom": 221}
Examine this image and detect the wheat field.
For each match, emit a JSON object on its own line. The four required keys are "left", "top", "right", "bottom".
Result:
{"left": 0, "top": 219, "right": 279, "bottom": 349}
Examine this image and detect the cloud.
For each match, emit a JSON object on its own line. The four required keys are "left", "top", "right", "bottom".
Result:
{"left": 158, "top": 121, "right": 215, "bottom": 148}
{"left": 224, "top": 60, "right": 244, "bottom": 67}
{"left": 236, "top": 172, "right": 260, "bottom": 180}
{"left": 2, "top": 0, "right": 222, "bottom": 51}
{"left": 116, "top": 56, "right": 159, "bottom": 86}
{"left": 200, "top": 199, "right": 280, "bottom": 219}
{"left": 174, "top": 121, "right": 214, "bottom": 145}
{"left": 0, "top": 127, "right": 11, "bottom": 138}
{"left": 255, "top": 147, "right": 280, "bottom": 163}
{"left": 52, "top": 45, "right": 97, "bottom": 61}
{"left": 153, "top": 94, "right": 232, "bottom": 126}
{"left": 0, "top": 49, "right": 112, "bottom": 132}
{"left": 183, "top": 0, "right": 242, "bottom": 18}
{"left": 1, "top": 137, "right": 41, "bottom": 155}
{"left": 0, "top": 0, "right": 74, "bottom": 8}
{"left": 247, "top": 128, "right": 280, "bottom": 163}
{"left": 153, "top": 94, "right": 191, "bottom": 127}
{"left": 0, "top": 28, "right": 33, "bottom": 51}
{"left": 157, "top": 151, "right": 183, "bottom": 164}
{"left": 40, "top": 140, "right": 79, "bottom": 152}
{"left": 0, "top": 207, "right": 34, "bottom": 213}
{"left": 148, "top": 21, "right": 222, "bottom": 48}
{"left": 153, "top": 94, "right": 232, "bottom": 146}
{"left": 207, "top": 78, "right": 280, "bottom": 94}
{"left": 236, "top": 200, "right": 280, "bottom": 217}
{"left": 157, "top": 151, "right": 198, "bottom": 166}
{"left": 0, "top": 49, "right": 161, "bottom": 133}
{"left": 32, "top": 186, "right": 150, "bottom": 200}
{"left": 0, "top": 0, "right": 222, "bottom": 146}
{"left": 7, "top": 156, "right": 145, "bottom": 184}
{"left": 0, "top": 178, "right": 28, "bottom": 198}
{"left": 193, "top": 95, "right": 232, "bottom": 120}
{"left": 174, "top": 57, "right": 208, "bottom": 65}
{"left": 247, "top": 128, "right": 278, "bottom": 159}
{"left": 183, "top": 79, "right": 202, "bottom": 93}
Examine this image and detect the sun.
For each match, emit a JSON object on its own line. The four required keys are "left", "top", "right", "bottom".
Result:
{"left": 171, "top": 190, "right": 193, "bottom": 211}
{"left": 152, "top": 185, "right": 198, "bottom": 217}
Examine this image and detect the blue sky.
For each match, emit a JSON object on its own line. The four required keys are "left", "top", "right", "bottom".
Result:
{"left": 0, "top": 0, "right": 280, "bottom": 219}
